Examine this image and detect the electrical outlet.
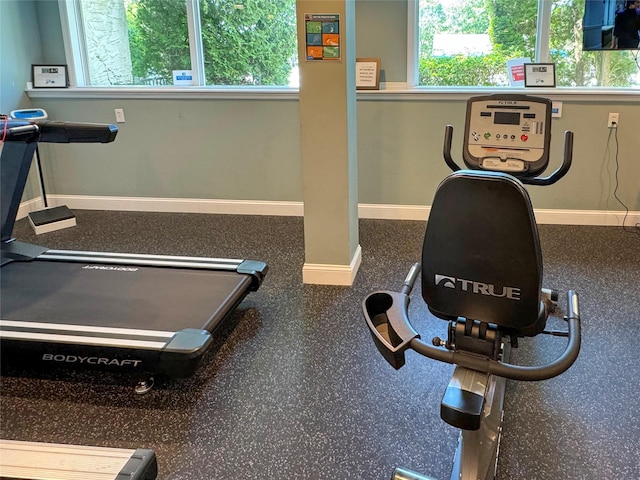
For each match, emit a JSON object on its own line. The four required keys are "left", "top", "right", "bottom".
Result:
{"left": 114, "top": 108, "right": 126, "bottom": 123}
{"left": 608, "top": 112, "right": 619, "bottom": 128}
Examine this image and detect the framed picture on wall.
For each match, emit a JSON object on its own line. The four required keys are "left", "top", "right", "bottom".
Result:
{"left": 524, "top": 63, "right": 556, "bottom": 88}
{"left": 32, "top": 65, "right": 69, "bottom": 88}
{"left": 356, "top": 58, "right": 381, "bottom": 90}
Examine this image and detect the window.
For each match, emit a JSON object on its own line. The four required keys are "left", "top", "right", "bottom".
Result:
{"left": 416, "top": 0, "right": 640, "bottom": 88}
{"left": 63, "top": 0, "right": 298, "bottom": 87}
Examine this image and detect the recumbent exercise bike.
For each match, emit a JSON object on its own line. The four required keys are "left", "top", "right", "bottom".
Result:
{"left": 363, "top": 94, "right": 581, "bottom": 480}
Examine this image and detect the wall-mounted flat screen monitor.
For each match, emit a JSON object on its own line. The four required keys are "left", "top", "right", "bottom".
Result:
{"left": 583, "top": 0, "right": 640, "bottom": 50}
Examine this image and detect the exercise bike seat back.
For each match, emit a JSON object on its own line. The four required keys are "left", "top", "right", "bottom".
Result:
{"left": 422, "top": 170, "right": 547, "bottom": 337}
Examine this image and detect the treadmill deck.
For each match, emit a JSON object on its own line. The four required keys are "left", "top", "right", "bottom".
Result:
{"left": 0, "top": 253, "right": 266, "bottom": 378}
{"left": 1, "top": 259, "right": 252, "bottom": 332}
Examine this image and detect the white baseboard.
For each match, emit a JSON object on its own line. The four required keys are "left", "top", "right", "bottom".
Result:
{"left": 16, "top": 197, "right": 45, "bottom": 219}
{"left": 16, "top": 195, "right": 639, "bottom": 227}
{"left": 358, "top": 203, "right": 429, "bottom": 221}
{"left": 24, "top": 195, "right": 304, "bottom": 218}
{"left": 357, "top": 203, "right": 640, "bottom": 226}
{"left": 532, "top": 208, "right": 640, "bottom": 226}
{"left": 302, "top": 245, "right": 362, "bottom": 286}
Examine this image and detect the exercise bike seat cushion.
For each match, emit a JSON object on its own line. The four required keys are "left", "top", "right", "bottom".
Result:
{"left": 421, "top": 170, "right": 545, "bottom": 335}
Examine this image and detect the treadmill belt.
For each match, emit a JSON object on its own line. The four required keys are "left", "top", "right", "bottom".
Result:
{"left": 1, "top": 260, "right": 252, "bottom": 332}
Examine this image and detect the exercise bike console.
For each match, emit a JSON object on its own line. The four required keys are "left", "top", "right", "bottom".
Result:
{"left": 443, "top": 94, "right": 573, "bottom": 185}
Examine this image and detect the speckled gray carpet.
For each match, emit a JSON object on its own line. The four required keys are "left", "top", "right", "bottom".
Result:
{"left": 1, "top": 211, "right": 639, "bottom": 480}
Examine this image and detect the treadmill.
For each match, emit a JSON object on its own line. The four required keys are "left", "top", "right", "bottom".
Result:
{"left": 0, "top": 119, "right": 268, "bottom": 393}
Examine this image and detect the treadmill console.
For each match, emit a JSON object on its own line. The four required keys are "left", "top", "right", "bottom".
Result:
{"left": 463, "top": 94, "right": 552, "bottom": 177}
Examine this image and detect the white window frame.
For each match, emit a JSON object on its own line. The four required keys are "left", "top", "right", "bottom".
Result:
{"left": 60, "top": 0, "right": 206, "bottom": 87}
{"left": 407, "top": 0, "right": 419, "bottom": 87}
{"left": 59, "top": 0, "right": 88, "bottom": 87}
{"left": 32, "top": 0, "right": 638, "bottom": 100}
{"left": 185, "top": 0, "right": 206, "bottom": 86}
{"left": 57, "top": 0, "right": 293, "bottom": 90}
{"left": 408, "top": 0, "right": 640, "bottom": 92}
{"left": 409, "top": 0, "right": 555, "bottom": 88}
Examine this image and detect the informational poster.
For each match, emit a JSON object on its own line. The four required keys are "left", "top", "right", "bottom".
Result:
{"left": 506, "top": 58, "right": 530, "bottom": 87}
{"left": 305, "top": 14, "right": 340, "bottom": 61}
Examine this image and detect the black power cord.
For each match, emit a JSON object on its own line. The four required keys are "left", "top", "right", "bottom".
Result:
{"left": 610, "top": 123, "right": 640, "bottom": 236}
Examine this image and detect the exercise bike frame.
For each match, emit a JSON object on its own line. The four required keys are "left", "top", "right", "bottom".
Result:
{"left": 363, "top": 110, "right": 581, "bottom": 480}
{"left": 364, "top": 264, "right": 580, "bottom": 480}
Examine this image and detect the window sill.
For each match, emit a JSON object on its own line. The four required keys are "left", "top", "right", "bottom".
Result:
{"left": 26, "top": 86, "right": 300, "bottom": 100}
{"left": 359, "top": 84, "right": 640, "bottom": 102}
{"left": 26, "top": 85, "right": 640, "bottom": 102}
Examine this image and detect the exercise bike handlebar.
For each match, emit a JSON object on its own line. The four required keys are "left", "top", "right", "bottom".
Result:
{"left": 442, "top": 125, "right": 574, "bottom": 187}
{"left": 525, "top": 130, "right": 573, "bottom": 186}
{"left": 400, "top": 263, "right": 421, "bottom": 296}
{"left": 442, "top": 125, "right": 461, "bottom": 173}
{"left": 363, "top": 264, "right": 581, "bottom": 381}
{"left": 409, "top": 292, "right": 580, "bottom": 381}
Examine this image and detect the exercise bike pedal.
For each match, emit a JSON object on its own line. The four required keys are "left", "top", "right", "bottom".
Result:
{"left": 392, "top": 467, "right": 437, "bottom": 480}
{"left": 440, "top": 366, "right": 487, "bottom": 431}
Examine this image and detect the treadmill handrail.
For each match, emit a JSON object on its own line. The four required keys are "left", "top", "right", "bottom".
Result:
{"left": 1, "top": 120, "right": 118, "bottom": 144}
{"left": 37, "top": 121, "right": 118, "bottom": 144}
{"left": 2, "top": 123, "right": 40, "bottom": 142}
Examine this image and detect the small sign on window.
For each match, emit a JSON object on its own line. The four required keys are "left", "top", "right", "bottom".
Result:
{"left": 173, "top": 70, "right": 194, "bottom": 86}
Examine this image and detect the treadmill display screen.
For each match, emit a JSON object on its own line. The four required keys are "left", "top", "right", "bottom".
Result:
{"left": 494, "top": 111, "right": 520, "bottom": 125}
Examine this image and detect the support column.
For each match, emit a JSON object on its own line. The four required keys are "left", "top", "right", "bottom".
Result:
{"left": 296, "top": 0, "right": 360, "bottom": 285}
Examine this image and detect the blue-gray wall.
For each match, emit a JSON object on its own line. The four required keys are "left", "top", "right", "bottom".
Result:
{"left": 0, "top": 0, "right": 46, "bottom": 200}
{"left": 0, "top": 1, "right": 40, "bottom": 112}
{"left": 2, "top": 0, "right": 639, "bottom": 214}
